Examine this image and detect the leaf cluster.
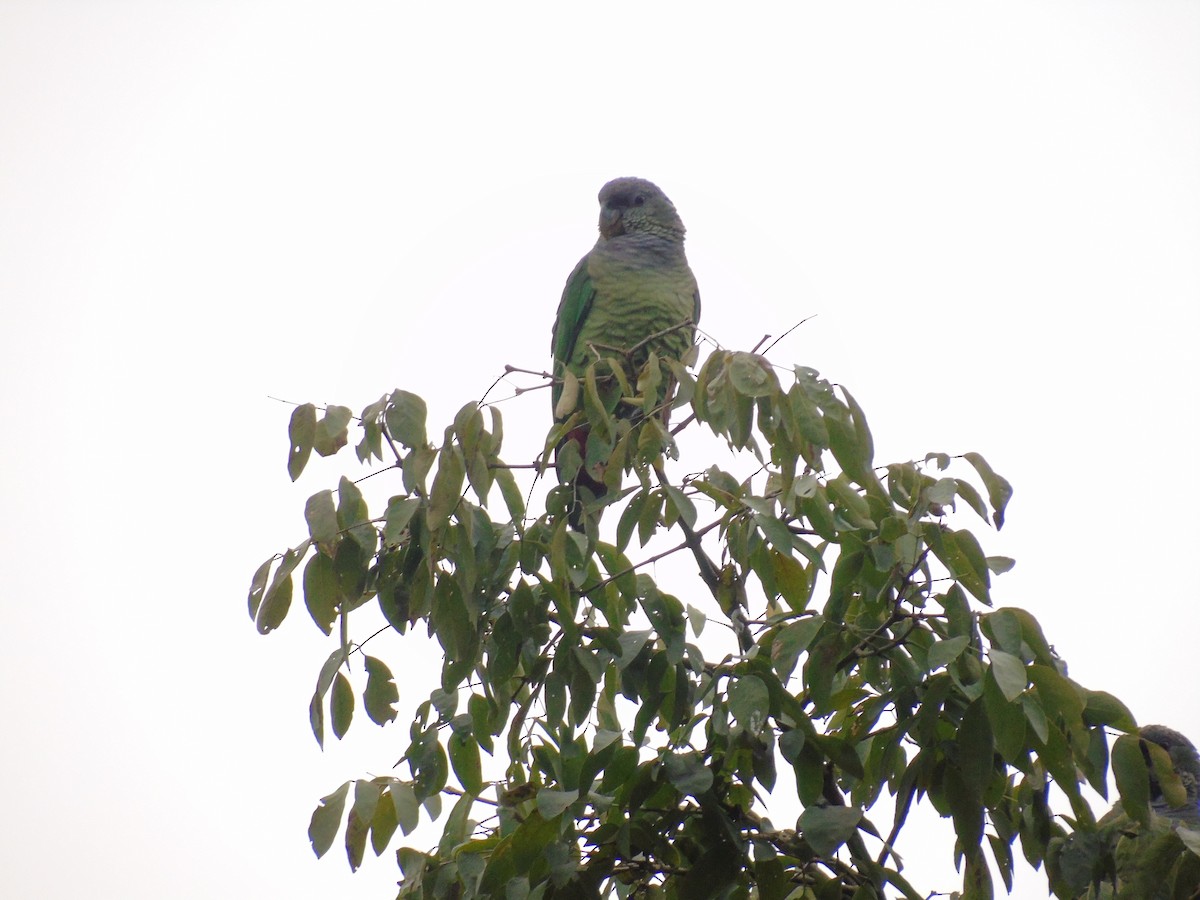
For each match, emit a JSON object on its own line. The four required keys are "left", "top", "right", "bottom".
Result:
{"left": 248, "top": 351, "right": 1193, "bottom": 899}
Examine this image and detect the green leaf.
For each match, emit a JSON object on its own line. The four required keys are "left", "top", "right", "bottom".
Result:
{"left": 583, "top": 363, "right": 615, "bottom": 443}
{"left": 779, "top": 728, "right": 806, "bottom": 763}
{"left": 336, "top": 476, "right": 376, "bottom": 555}
{"left": 428, "top": 443, "right": 466, "bottom": 528}
{"left": 331, "top": 672, "right": 353, "bottom": 740}
{"left": 356, "top": 395, "right": 388, "bottom": 461}
{"left": 382, "top": 496, "right": 420, "bottom": 546}
{"left": 439, "top": 791, "right": 475, "bottom": 853}
{"left": 386, "top": 390, "right": 428, "bottom": 448}
{"left": 728, "top": 351, "right": 780, "bottom": 397}
{"left": 983, "top": 608, "right": 1022, "bottom": 656}
{"left": 663, "top": 752, "right": 715, "bottom": 797}
{"left": 927, "top": 635, "right": 970, "bottom": 671}
{"left": 449, "top": 730, "right": 483, "bottom": 795}
{"left": 729, "top": 675, "right": 769, "bottom": 736}
{"left": 1178, "top": 826, "right": 1200, "bottom": 856}
{"left": 754, "top": 512, "right": 797, "bottom": 556}
{"left": 1112, "top": 733, "right": 1151, "bottom": 826}
{"left": 1082, "top": 690, "right": 1136, "bottom": 731}
{"left": 663, "top": 483, "right": 697, "bottom": 529}
{"left": 797, "top": 805, "right": 863, "bottom": 857}
{"left": 927, "top": 525, "right": 991, "bottom": 604}
{"left": 392, "top": 782, "right": 420, "bottom": 836}
{"left": 535, "top": 788, "right": 578, "bottom": 819}
{"left": 314, "top": 404, "right": 353, "bottom": 457}
{"left": 304, "top": 490, "right": 338, "bottom": 553}
{"left": 257, "top": 542, "right": 310, "bottom": 634}
{"left": 309, "top": 692, "right": 324, "bottom": 750}
{"left": 363, "top": 656, "right": 399, "bottom": 725}
{"left": 494, "top": 466, "right": 526, "bottom": 523}
{"left": 308, "top": 781, "right": 350, "bottom": 858}
{"left": 771, "top": 550, "right": 813, "bottom": 612}
{"left": 1028, "top": 664, "right": 1083, "bottom": 731}
{"left": 813, "top": 734, "right": 865, "bottom": 779}
{"left": 952, "top": 477, "right": 990, "bottom": 523}
{"left": 370, "top": 789, "right": 398, "bottom": 857}
{"left": 986, "top": 556, "right": 1015, "bottom": 575}
{"left": 287, "top": 403, "right": 317, "bottom": 481}
{"left": 615, "top": 489, "right": 648, "bottom": 553}
{"left": 346, "top": 780, "right": 381, "bottom": 871}
{"left": 841, "top": 387, "right": 876, "bottom": 476}
{"left": 988, "top": 650, "right": 1027, "bottom": 702}
{"left": 402, "top": 445, "right": 436, "bottom": 495}
{"left": 247, "top": 555, "right": 273, "bottom": 621}
{"left": 770, "top": 616, "right": 824, "bottom": 678}
{"left": 957, "top": 699, "right": 995, "bottom": 796}
{"left": 302, "top": 552, "right": 338, "bottom": 635}
{"left": 963, "top": 451, "right": 1013, "bottom": 529}
{"left": 983, "top": 674, "right": 1026, "bottom": 763}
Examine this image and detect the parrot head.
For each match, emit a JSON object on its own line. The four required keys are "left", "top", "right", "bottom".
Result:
{"left": 597, "top": 177, "right": 686, "bottom": 241}
{"left": 1140, "top": 724, "right": 1200, "bottom": 818}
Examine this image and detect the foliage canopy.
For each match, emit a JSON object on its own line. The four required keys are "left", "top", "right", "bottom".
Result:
{"left": 249, "top": 346, "right": 1199, "bottom": 898}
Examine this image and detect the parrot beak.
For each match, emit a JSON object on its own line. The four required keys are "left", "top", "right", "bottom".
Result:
{"left": 599, "top": 207, "right": 624, "bottom": 238}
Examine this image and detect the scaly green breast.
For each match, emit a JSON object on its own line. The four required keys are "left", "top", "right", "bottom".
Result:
{"left": 570, "top": 250, "right": 697, "bottom": 371}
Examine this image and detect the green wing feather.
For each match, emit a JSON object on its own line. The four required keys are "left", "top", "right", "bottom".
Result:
{"left": 551, "top": 254, "right": 595, "bottom": 416}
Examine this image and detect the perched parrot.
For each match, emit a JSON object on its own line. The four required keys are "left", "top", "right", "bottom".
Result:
{"left": 1141, "top": 724, "right": 1200, "bottom": 823}
{"left": 1081, "top": 725, "right": 1200, "bottom": 898}
{"left": 551, "top": 177, "right": 700, "bottom": 526}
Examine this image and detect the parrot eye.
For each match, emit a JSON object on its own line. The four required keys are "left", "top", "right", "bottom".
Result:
{"left": 633, "top": 195, "right": 645, "bottom": 206}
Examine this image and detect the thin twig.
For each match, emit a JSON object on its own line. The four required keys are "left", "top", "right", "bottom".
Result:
{"left": 504, "top": 364, "right": 555, "bottom": 379}
{"left": 582, "top": 517, "right": 724, "bottom": 597}
{"left": 652, "top": 463, "right": 723, "bottom": 598}
{"left": 669, "top": 412, "right": 696, "bottom": 436}
{"left": 761, "top": 315, "right": 816, "bottom": 356}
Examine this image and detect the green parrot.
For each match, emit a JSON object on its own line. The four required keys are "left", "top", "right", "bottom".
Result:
{"left": 551, "top": 177, "right": 700, "bottom": 526}
{"left": 1141, "top": 724, "right": 1200, "bottom": 823}
{"left": 1078, "top": 725, "right": 1200, "bottom": 898}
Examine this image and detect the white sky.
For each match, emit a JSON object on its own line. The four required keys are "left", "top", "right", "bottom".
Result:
{"left": 2, "top": 3, "right": 1197, "bottom": 897}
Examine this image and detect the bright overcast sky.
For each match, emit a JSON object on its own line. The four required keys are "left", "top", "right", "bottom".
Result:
{"left": 2, "top": 3, "right": 1198, "bottom": 898}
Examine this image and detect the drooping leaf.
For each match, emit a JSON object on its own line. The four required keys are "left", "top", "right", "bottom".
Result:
{"left": 448, "top": 730, "right": 483, "bottom": 796}
{"left": 927, "top": 635, "right": 970, "bottom": 671}
{"left": 989, "top": 651, "right": 1027, "bottom": 702}
{"left": 664, "top": 752, "right": 715, "bottom": 797}
{"left": 302, "top": 552, "right": 338, "bottom": 635}
{"left": 370, "top": 788, "right": 398, "bottom": 856}
{"left": 331, "top": 672, "right": 354, "bottom": 740}
{"left": 392, "top": 782, "right": 420, "bottom": 836}
{"left": 729, "top": 675, "right": 770, "bottom": 736}
{"left": 728, "top": 351, "right": 780, "bottom": 397}
{"left": 382, "top": 496, "right": 420, "bottom": 547}
{"left": 287, "top": 403, "right": 317, "bottom": 481}
{"left": 346, "top": 779, "right": 381, "bottom": 871}
{"left": 304, "top": 489, "right": 339, "bottom": 555}
{"left": 1112, "top": 733, "right": 1151, "bottom": 826}
{"left": 385, "top": 390, "right": 428, "bottom": 449}
{"left": 797, "top": 805, "right": 863, "bottom": 857}
{"left": 247, "top": 555, "right": 273, "bottom": 621}
{"left": 363, "top": 656, "right": 399, "bottom": 726}
{"left": 963, "top": 451, "right": 1013, "bottom": 529}
{"left": 535, "top": 788, "right": 578, "bottom": 819}
{"left": 308, "top": 781, "right": 350, "bottom": 858}
{"left": 256, "top": 541, "right": 310, "bottom": 634}
{"left": 314, "top": 404, "right": 353, "bottom": 457}
{"left": 770, "top": 616, "right": 824, "bottom": 678}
